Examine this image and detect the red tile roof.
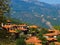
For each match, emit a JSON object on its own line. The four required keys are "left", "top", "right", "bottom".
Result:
{"left": 54, "top": 42, "right": 60, "bottom": 45}
{"left": 2, "top": 24, "right": 17, "bottom": 29}
{"left": 9, "top": 30, "right": 16, "bottom": 33}
{"left": 25, "top": 36, "right": 42, "bottom": 44}
{"left": 35, "top": 43, "right": 42, "bottom": 45}
{"left": 2, "top": 25, "right": 12, "bottom": 29}
{"left": 17, "top": 27, "right": 27, "bottom": 31}
{"left": 46, "top": 38, "right": 57, "bottom": 41}
{"left": 29, "top": 25, "right": 38, "bottom": 28}
{"left": 44, "top": 33, "right": 58, "bottom": 36}
{"left": 44, "top": 30, "right": 60, "bottom": 36}
{"left": 18, "top": 24, "right": 27, "bottom": 26}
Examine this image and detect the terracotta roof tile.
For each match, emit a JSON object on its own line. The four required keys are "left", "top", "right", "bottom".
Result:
{"left": 35, "top": 43, "right": 42, "bottom": 45}
{"left": 2, "top": 25, "right": 12, "bottom": 29}
{"left": 44, "top": 30, "right": 60, "bottom": 36}
{"left": 44, "top": 33, "right": 58, "bottom": 36}
{"left": 9, "top": 30, "right": 16, "bottom": 33}
{"left": 17, "top": 27, "right": 27, "bottom": 31}
{"left": 25, "top": 36, "right": 42, "bottom": 44}
{"left": 18, "top": 24, "right": 27, "bottom": 26}
{"left": 54, "top": 42, "right": 60, "bottom": 45}
{"left": 46, "top": 38, "right": 57, "bottom": 41}
{"left": 29, "top": 25, "right": 38, "bottom": 28}
{"left": 2, "top": 24, "right": 17, "bottom": 29}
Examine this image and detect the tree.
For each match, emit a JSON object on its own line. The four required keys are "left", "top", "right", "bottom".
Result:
{"left": 37, "top": 28, "right": 48, "bottom": 45}
{"left": 0, "top": 28, "right": 10, "bottom": 39}
{"left": 16, "top": 37, "right": 26, "bottom": 45}
{"left": 57, "top": 35, "right": 60, "bottom": 42}
{"left": 0, "top": 0, "right": 10, "bottom": 25}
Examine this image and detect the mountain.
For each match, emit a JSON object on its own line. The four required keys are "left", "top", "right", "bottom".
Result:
{"left": 54, "top": 4, "right": 60, "bottom": 9}
{"left": 10, "top": 0, "right": 60, "bottom": 28}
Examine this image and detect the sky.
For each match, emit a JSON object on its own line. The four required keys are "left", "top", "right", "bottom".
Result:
{"left": 39, "top": 0, "right": 60, "bottom": 4}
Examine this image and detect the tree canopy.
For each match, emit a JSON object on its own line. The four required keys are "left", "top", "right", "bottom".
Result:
{"left": 0, "top": 0, "right": 10, "bottom": 24}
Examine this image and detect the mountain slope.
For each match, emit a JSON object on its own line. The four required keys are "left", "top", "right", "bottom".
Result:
{"left": 10, "top": 0, "right": 60, "bottom": 28}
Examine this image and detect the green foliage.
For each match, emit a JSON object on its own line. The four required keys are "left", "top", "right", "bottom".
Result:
{"left": 9, "top": 18, "right": 23, "bottom": 24}
{"left": 57, "top": 35, "right": 60, "bottom": 42}
{"left": 0, "top": 16, "right": 7, "bottom": 26}
{"left": 54, "top": 26, "right": 60, "bottom": 30}
{"left": 28, "top": 28, "right": 37, "bottom": 34}
{"left": 40, "top": 28, "right": 48, "bottom": 34}
{"left": 0, "top": 29, "right": 10, "bottom": 39}
{"left": 0, "top": 0, "right": 10, "bottom": 25}
{"left": 16, "top": 38, "right": 26, "bottom": 45}
{"left": 37, "top": 28, "right": 48, "bottom": 45}
{"left": 54, "top": 26, "right": 60, "bottom": 42}
{"left": 49, "top": 42, "right": 55, "bottom": 45}
{"left": 37, "top": 28, "right": 48, "bottom": 36}
{"left": 38, "top": 35, "right": 47, "bottom": 45}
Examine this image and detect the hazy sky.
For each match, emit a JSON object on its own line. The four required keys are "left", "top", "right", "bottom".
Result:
{"left": 39, "top": 0, "right": 60, "bottom": 4}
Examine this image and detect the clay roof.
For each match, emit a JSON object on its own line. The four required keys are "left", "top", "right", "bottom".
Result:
{"left": 9, "top": 30, "right": 16, "bottom": 33}
{"left": 35, "top": 43, "right": 42, "bottom": 45}
{"left": 48, "top": 30, "right": 60, "bottom": 33}
{"left": 54, "top": 42, "right": 60, "bottom": 45}
{"left": 29, "top": 25, "right": 38, "bottom": 28}
{"left": 18, "top": 24, "right": 27, "bottom": 26}
{"left": 2, "top": 25, "right": 12, "bottom": 29}
{"left": 53, "top": 30, "right": 60, "bottom": 34}
{"left": 2, "top": 24, "right": 17, "bottom": 29}
{"left": 44, "top": 30, "right": 60, "bottom": 36}
{"left": 46, "top": 38, "right": 57, "bottom": 41}
{"left": 25, "top": 36, "right": 42, "bottom": 44}
{"left": 44, "top": 33, "right": 58, "bottom": 36}
{"left": 17, "top": 27, "right": 27, "bottom": 31}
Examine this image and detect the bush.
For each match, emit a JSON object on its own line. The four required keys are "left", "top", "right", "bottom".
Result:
{"left": 16, "top": 37, "right": 26, "bottom": 45}
{"left": 54, "top": 26, "right": 60, "bottom": 30}
{"left": 49, "top": 42, "right": 55, "bottom": 45}
{"left": 57, "top": 35, "right": 60, "bottom": 42}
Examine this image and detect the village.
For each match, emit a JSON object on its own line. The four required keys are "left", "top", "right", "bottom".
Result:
{"left": 0, "top": 19, "right": 60, "bottom": 45}
{"left": 0, "top": 0, "right": 60, "bottom": 45}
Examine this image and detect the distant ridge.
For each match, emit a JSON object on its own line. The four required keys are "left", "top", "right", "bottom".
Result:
{"left": 10, "top": 0, "right": 60, "bottom": 28}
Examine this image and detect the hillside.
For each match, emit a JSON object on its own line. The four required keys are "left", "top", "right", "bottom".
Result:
{"left": 10, "top": 0, "right": 60, "bottom": 28}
